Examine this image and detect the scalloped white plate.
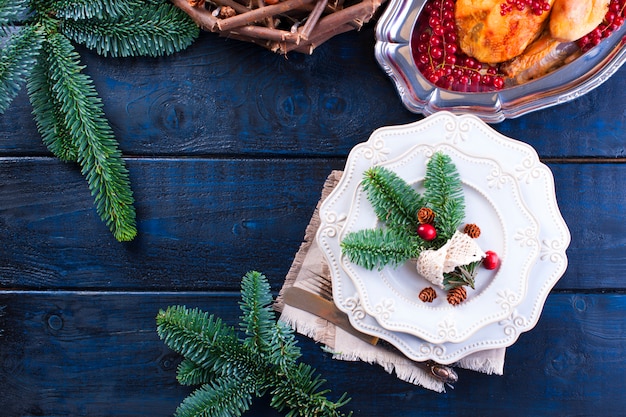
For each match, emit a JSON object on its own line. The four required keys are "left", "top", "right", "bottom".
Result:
{"left": 340, "top": 145, "right": 539, "bottom": 343}
{"left": 316, "top": 112, "right": 570, "bottom": 363}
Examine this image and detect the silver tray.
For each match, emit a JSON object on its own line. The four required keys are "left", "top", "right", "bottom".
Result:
{"left": 374, "top": 0, "right": 626, "bottom": 123}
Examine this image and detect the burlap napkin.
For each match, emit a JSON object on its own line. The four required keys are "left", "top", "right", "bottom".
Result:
{"left": 274, "top": 171, "right": 505, "bottom": 392}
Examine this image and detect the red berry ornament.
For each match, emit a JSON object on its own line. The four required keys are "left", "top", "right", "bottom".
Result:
{"left": 417, "top": 224, "right": 437, "bottom": 241}
{"left": 483, "top": 250, "right": 500, "bottom": 270}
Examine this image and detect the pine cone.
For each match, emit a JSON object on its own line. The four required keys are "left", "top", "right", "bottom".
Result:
{"left": 219, "top": 5, "right": 237, "bottom": 18}
{"left": 418, "top": 287, "right": 437, "bottom": 303}
{"left": 447, "top": 286, "right": 467, "bottom": 305}
{"left": 463, "top": 223, "right": 481, "bottom": 238}
{"left": 417, "top": 207, "right": 435, "bottom": 224}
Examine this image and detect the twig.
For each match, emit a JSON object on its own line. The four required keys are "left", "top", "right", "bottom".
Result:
{"left": 218, "top": 0, "right": 317, "bottom": 31}
{"left": 298, "top": 0, "right": 329, "bottom": 40}
{"left": 171, "top": 0, "right": 220, "bottom": 31}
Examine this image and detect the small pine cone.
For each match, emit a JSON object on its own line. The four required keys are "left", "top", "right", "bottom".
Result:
{"left": 447, "top": 286, "right": 467, "bottom": 306}
{"left": 417, "top": 207, "right": 435, "bottom": 224}
{"left": 464, "top": 223, "right": 481, "bottom": 238}
{"left": 218, "top": 5, "right": 237, "bottom": 18}
{"left": 188, "top": 0, "right": 206, "bottom": 6}
{"left": 418, "top": 287, "right": 437, "bottom": 303}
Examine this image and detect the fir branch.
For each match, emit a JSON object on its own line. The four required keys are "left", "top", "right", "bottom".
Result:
{"left": 51, "top": 0, "right": 142, "bottom": 20}
{"left": 42, "top": 32, "right": 137, "bottom": 241}
{"left": 341, "top": 228, "right": 418, "bottom": 270}
{"left": 239, "top": 270, "right": 277, "bottom": 354}
{"left": 156, "top": 271, "right": 352, "bottom": 417}
{"left": 423, "top": 152, "right": 465, "bottom": 242}
{"left": 175, "top": 375, "right": 255, "bottom": 417}
{"left": 0, "top": 0, "right": 29, "bottom": 26}
{"left": 362, "top": 166, "right": 424, "bottom": 234}
{"left": 443, "top": 260, "right": 481, "bottom": 291}
{"left": 61, "top": 3, "right": 199, "bottom": 58}
{"left": 271, "top": 363, "right": 351, "bottom": 417}
{"left": 27, "top": 49, "right": 79, "bottom": 161}
{"left": 177, "top": 359, "right": 218, "bottom": 386}
{"left": 0, "top": 25, "right": 44, "bottom": 113}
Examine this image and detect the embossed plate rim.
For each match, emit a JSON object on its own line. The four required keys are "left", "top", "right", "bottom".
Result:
{"left": 316, "top": 111, "right": 571, "bottom": 363}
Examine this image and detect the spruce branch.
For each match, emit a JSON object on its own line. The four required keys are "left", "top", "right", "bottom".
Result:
{"left": 423, "top": 152, "right": 465, "bottom": 242}
{"left": 61, "top": 3, "right": 199, "bottom": 58}
{"left": 175, "top": 375, "right": 256, "bottom": 417}
{"left": 0, "top": 0, "right": 29, "bottom": 26}
{"left": 341, "top": 152, "right": 472, "bottom": 274}
{"left": 1, "top": 2, "right": 200, "bottom": 241}
{"left": 176, "top": 358, "right": 218, "bottom": 386}
{"left": 362, "top": 166, "right": 424, "bottom": 234}
{"left": 51, "top": 0, "right": 142, "bottom": 20}
{"left": 341, "top": 228, "right": 418, "bottom": 270}
{"left": 156, "top": 271, "right": 352, "bottom": 417}
{"left": 0, "top": 25, "right": 44, "bottom": 113}
{"left": 443, "top": 260, "right": 481, "bottom": 291}
{"left": 27, "top": 49, "right": 79, "bottom": 161}
{"left": 42, "top": 32, "right": 137, "bottom": 241}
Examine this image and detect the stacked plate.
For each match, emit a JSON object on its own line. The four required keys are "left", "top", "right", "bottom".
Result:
{"left": 316, "top": 112, "right": 570, "bottom": 364}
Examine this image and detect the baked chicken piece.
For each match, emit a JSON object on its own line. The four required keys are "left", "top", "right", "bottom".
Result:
{"left": 549, "top": 0, "right": 610, "bottom": 41}
{"left": 455, "top": 0, "right": 556, "bottom": 64}
{"left": 501, "top": 0, "right": 610, "bottom": 83}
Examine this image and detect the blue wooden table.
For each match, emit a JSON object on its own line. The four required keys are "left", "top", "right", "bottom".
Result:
{"left": 1, "top": 26, "right": 625, "bottom": 416}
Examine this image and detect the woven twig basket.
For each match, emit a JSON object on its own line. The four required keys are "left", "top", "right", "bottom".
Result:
{"left": 173, "top": 0, "right": 385, "bottom": 54}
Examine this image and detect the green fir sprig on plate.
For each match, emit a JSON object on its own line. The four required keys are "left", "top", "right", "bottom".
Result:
{"left": 0, "top": 0, "right": 199, "bottom": 241}
{"left": 156, "top": 271, "right": 352, "bottom": 417}
{"left": 340, "top": 151, "right": 495, "bottom": 301}
{"left": 341, "top": 152, "right": 465, "bottom": 271}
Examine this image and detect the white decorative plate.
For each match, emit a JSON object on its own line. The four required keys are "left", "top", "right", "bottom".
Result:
{"left": 316, "top": 112, "right": 570, "bottom": 363}
{"left": 340, "top": 144, "right": 539, "bottom": 343}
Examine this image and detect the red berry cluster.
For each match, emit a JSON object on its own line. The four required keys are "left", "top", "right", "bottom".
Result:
{"left": 411, "top": 0, "right": 505, "bottom": 92}
{"left": 577, "top": 0, "right": 626, "bottom": 52}
{"left": 500, "top": 0, "right": 551, "bottom": 16}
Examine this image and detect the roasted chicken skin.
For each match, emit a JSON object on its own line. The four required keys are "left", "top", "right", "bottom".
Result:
{"left": 549, "top": 0, "right": 610, "bottom": 41}
{"left": 455, "top": 0, "right": 555, "bottom": 64}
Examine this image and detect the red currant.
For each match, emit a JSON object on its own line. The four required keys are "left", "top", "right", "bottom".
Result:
{"left": 483, "top": 251, "right": 500, "bottom": 270}
{"left": 417, "top": 224, "right": 437, "bottom": 241}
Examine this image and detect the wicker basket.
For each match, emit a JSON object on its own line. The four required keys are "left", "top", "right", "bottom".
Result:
{"left": 173, "top": 0, "right": 385, "bottom": 54}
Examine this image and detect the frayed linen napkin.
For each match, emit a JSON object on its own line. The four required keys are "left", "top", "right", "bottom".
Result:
{"left": 274, "top": 171, "right": 505, "bottom": 392}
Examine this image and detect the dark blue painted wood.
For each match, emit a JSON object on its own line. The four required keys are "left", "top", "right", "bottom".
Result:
{"left": 1, "top": 30, "right": 625, "bottom": 159}
{"left": 0, "top": 292, "right": 623, "bottom": 417}
{"left": 0, "top": 17, "right": 625, "bottom": 417}
{"left": 0, "top": 158, "right": 624, "bottom": 291}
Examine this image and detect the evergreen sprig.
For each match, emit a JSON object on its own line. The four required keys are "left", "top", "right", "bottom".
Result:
{"left": 0, "top": 1, "right": 199, "bottom": 241}
{"left": 156, "top": 271, "right": 352, "bottom": 417}
{"left": 341, "top": 228, "right": 418, "bottom": 271}
{"left": 423, "top": 152, "right": 465, "bottom": 243}
{"left": 341, "top": 152, "right": 465, "bottom": 271}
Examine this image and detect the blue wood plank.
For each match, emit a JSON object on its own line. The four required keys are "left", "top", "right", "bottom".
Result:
{"left": 0, "top": 291, "right": 623, "bottom": 416}
{"left": 1, "top": 29, "right": 625, "bottom": 159}
{"left": 0, "top": 158, "right": 624, "bottom": 291}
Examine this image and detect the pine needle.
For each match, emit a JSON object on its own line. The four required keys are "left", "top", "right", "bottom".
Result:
{"left": 156, "top": 271, "right": 352, "bottom": 417}
{"left": 61, "top": 2, "right": 200, "bottom": 58}
{"left": 423, "top": 152, "right": 465, "bottom": 242}
{"left": 1, "top": 2, "right": 200, "bottom": 241}
{"left": 0, "top": 25, "right": 44, "bottom": 113}
{"left": 42, "top": 33, "right": 137, "bottom": 241}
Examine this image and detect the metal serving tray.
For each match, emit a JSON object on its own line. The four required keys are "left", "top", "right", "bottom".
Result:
{"left": 374, "top": 0, "right": 626, "bottom": 123}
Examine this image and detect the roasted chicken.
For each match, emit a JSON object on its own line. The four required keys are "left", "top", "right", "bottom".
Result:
{"left": 456, "top": 0, "right": 610, "bottom": 83}
{"left": 455, "top": 0, "right": 555, "bottom": 64}
{"left": 550, "top": 0, "right": 610, "bottom": 41}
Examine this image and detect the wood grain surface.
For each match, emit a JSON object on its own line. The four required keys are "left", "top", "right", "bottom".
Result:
{"left": 1, "top": 25, "right": 625, "bottom": 417}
